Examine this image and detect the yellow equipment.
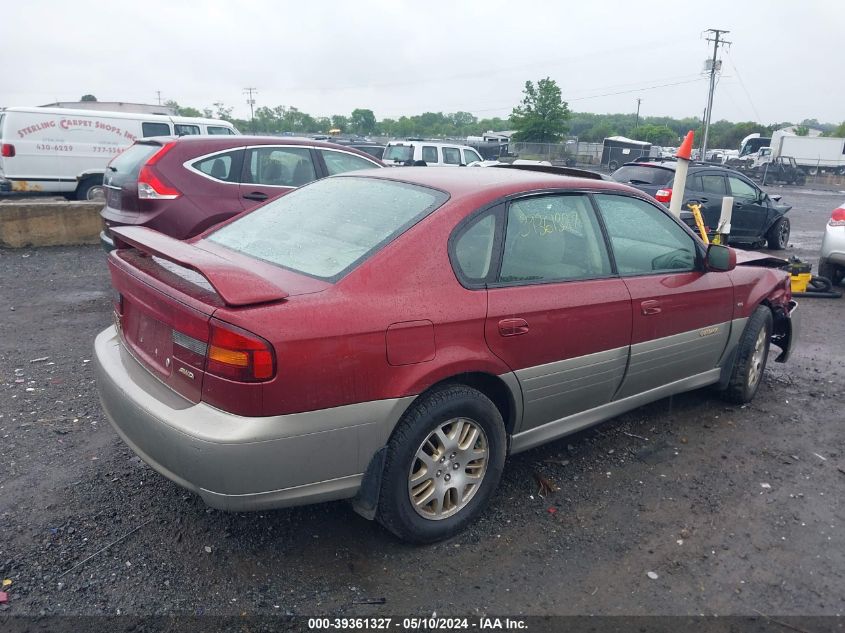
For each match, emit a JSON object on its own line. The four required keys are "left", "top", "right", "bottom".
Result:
{"left": 686, "top": 202, "right": 709, "bottom": 244}
{"left": 787, "top": 259, "right": 812, "bottom": 293}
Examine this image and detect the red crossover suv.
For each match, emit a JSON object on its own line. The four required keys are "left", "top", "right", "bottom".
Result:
{"left": 100, "top": 135, "right": 383, "bottom": 248}
{"left": 94, "top": 167, "right": 798, "bottom": 543}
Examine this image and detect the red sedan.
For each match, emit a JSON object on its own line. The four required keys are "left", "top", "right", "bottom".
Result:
{"left": 94, "top": 166, "right": 798, "bottom": 542}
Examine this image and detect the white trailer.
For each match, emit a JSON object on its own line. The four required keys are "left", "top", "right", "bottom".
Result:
{"left": 0, "top": 107, "right": 239, "bottom": 199}
{"left": 770, "top": 130, "right": 845, "bottom": 174}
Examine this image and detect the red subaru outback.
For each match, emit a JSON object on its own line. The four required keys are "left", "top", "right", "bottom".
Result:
{"left": 100, "top": 135, "right": 383, "bottom": 248}
{"left": 95, "top": 167, "right": 798, "bottom": 543}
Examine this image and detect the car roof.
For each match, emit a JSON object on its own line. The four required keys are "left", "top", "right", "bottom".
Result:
{"left": 141, "top": 135, "right": 372, "bottom": 151}
{"left": 387, "top": 140, "right": 477, "bottom": 150}
{"left": 343, "top": 166, "right": 635, "bottom": 201}
{"left": 622, "top": 160, "right": 744, "bottom": 176}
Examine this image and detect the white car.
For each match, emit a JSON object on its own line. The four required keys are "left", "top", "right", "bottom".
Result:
{"left": 819, "top": 201, "right": 845, "bottom": 285}
{"left": 382, "top": 140, "right": 483, "bottom": 167}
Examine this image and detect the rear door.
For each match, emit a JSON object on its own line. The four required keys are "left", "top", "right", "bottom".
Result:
{"left": 479, "top": 193, "right": 632, "bottom": 431}
{"left": 727, "top": 174, "right": 770, "bottom": 241}
{"left": 592, "top": 193, "right": 733, "bottom": 398}
{"left": 238, "top": 145, "right": 318, "bottom": 209}
{"left": 685, "top": 171, "right": 728, "bottom": 229}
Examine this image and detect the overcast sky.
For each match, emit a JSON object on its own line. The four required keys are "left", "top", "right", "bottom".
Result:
{"left": 2, "top": 0, "right": 842, "bottom": 125}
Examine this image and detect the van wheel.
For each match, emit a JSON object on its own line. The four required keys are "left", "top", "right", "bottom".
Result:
{"left": 376, "top": 385, "right": 506, "bottom": 543}
{"left": 608, "top": 160, "right": 619, "bottom": 171}
{"left": 76, "top": 176, "right": 105, "bottom": 201}
{"left": 722, "top": 306, "right": 773, "bottom": 404}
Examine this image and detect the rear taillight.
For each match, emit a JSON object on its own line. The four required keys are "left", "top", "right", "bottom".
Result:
{"left": 1, "top": 144, "right": 15, "bottom": 157}
{"left": 206, "top": 319, "right": 275, "bottom": 382}
{"left": 655, "top": 188, "right": 672, "bottom": 204}
{"left": 137, "top": 142, "right": 180, "bottom": 200}
{"left": 830, "top": 207, "right": 845, "bottom": 227}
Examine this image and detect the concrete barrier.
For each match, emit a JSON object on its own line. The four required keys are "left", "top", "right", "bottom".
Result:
{"left": 0, "top": 201, "right": 102, "bottom": 248}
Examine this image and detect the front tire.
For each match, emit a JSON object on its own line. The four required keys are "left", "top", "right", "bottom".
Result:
{"left": 376, "top": 385, "right": 506, "bottom": 543}
{"left": 766, "top": 217, "right": 790, "bottom": 250}
{"left": 722, "top": 306, "right": 773, "bottom": 404}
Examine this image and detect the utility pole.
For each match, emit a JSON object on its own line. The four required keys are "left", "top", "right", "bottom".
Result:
{"left": 701, "top": 28, "right": 731, "bottom": 159}
{"left": 243, "top": 87, "right": 258, "bottom": 133}
{"left": 635, "top": 98, "right": 642, "bottom": 129}
{"left": 156, "top": 91, "right": 162, "bottom": 105}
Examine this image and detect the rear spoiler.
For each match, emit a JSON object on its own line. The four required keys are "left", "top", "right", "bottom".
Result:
{"left": 110, "top": 226, "right": 289, "bottom": 306}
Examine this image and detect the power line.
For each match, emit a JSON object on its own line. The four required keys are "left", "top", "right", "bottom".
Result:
{"left": 725, "top": 49, "right": 762, "bottom": 123}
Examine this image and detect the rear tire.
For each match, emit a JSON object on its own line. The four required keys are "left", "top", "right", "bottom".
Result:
{"left": 722, "top": 306, "right": 773, "bottom": 404}
{"left": 766, "top": 217, "right": 790, "bottom": 250}
{"left": 376, "top": 385, "right": 506, "bottom": 543}
{"left": 76, "top": 176, "right": 105, "bottom": 201}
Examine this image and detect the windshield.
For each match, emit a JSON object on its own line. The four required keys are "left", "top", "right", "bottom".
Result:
{"left": 383, "top": 144, "right": 414, "bottom": 163}
{"left": 208, "top": 176, "right": 448, "bottom": 280}
{"left": 612, "top": 165, "right": 674, "bottom": 186}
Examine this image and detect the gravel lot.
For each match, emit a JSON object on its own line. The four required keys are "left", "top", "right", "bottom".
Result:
{"left": 0, "top": 185, "right": 842, "bottom": 619}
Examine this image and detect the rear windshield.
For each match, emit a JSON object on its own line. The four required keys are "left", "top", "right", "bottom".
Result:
{"left": 383, "top": 144, "right": 413, "bottom": 163}
{"left": 108, "top": 143, "right": 159, "bottom": 177}
{"left": 208, "top": 176, "right": 448, "bottom": 280}
{"left": 612, "top": 165, "right": 674, "bottom": 186}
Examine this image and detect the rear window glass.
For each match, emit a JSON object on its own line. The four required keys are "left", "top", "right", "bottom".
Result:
{"left": 208, "top": 177, "right": 448, "bottom": 280}
{"left": 142, "top": 122, "right": 171, "bottom": 137}
{"left": 384, "top": 144, "right": 413, "bottom": 163}
{"left": 612, "top": 165, "right": 674, "bottom": 186}
{"left": 108, "top": 143, "right": 159, "bottom": 177}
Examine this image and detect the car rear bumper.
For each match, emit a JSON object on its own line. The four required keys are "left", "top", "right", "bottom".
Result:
{"left": 94, "top": 326, "right": 412, "bottom": 511}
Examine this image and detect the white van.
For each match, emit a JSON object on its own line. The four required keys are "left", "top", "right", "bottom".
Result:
{"left": 0, "top": 107, "right": 239, "bottom": 200}
{"left": 382, "top": 140, "right": 483, "bottom": 167}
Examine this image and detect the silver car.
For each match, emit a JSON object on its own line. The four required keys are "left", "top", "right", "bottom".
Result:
{"left": 819, "top": 202, "right": 845, "bottom": 285}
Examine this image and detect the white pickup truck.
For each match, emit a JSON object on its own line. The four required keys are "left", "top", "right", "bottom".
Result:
{"left": 0, "top": 107, "right": 239, "bottom": 200}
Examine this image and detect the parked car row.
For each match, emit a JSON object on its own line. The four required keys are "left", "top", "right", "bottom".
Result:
{"left": 95, "top": 163, "right": 799, "bottom": 542}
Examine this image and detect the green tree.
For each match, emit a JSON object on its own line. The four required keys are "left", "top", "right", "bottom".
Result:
{"left": 330, "top": 115, "right": 348, "bottom": 132}
{"left": 350, "top": 109, "right": 376, "bottom": 135}
{"left": 80, "top": 94, "right": 97, "bottom": 102}
{"left": 632, "top": 124, "right": 677, "bottom": 146}
{"left": 825, "top": 122, "right": 845, "bottom": 138}
{"left": 213, "top": 102, "right": 234, "bottom": 122}
{"left": 793, "top": 125, "right": 810, "bottom": 136}
{"left": 163, "top": 100, "right": 202, "bottom": 117}
{"left": 511, "top": 78, "right": 570, "bottom": 143}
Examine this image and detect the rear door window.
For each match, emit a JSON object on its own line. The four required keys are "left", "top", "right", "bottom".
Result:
{"left": 244, "top": 147, "right": 317, "bottom": 187}
{"left": 142, "top": 122, "right": 171, "bottom": 137}
{"left": 700, "top": 174, "right": 727, "bottom": 195}
{"left": 499, "top": 195, "right": 612, "bottom": 283}
{"left": 728, "top": 175, "right": 758, "bottom": 200}
{"left": 319, "top": 149, "right": 379, "bottom": 175}
{"left": 452, "top": 213, "right": 498, "bottom": 283}
{"left": 174, "top": 124, "right": 200, "bottom": 136}
{"left": 421, "top": 146, "right": 439, "bottom": 163}
{"left": 209, "top": 177, "right": 448, "bottom": 280}
{"left": 207, "top": 126, "right": 235, "bottom": 135}
{"left": 191, "top": 150, "right": 242, "bottom": 183}
{"left": 442, "top": 147, "right": 462, "bottom": 165}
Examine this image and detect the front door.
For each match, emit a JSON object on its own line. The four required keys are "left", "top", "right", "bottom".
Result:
{"left": 592, "top": 193, "right": 734, "bottom": 398}
{"left": 480, "top": 194, "right": 632, "bottom": 431}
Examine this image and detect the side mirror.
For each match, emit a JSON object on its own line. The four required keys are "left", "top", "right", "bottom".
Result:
{"left": 705, "top": 244, "right": 736, "bottom": 272}
{"left": 770, "top": 194, "right": 782, "bottom": 202}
